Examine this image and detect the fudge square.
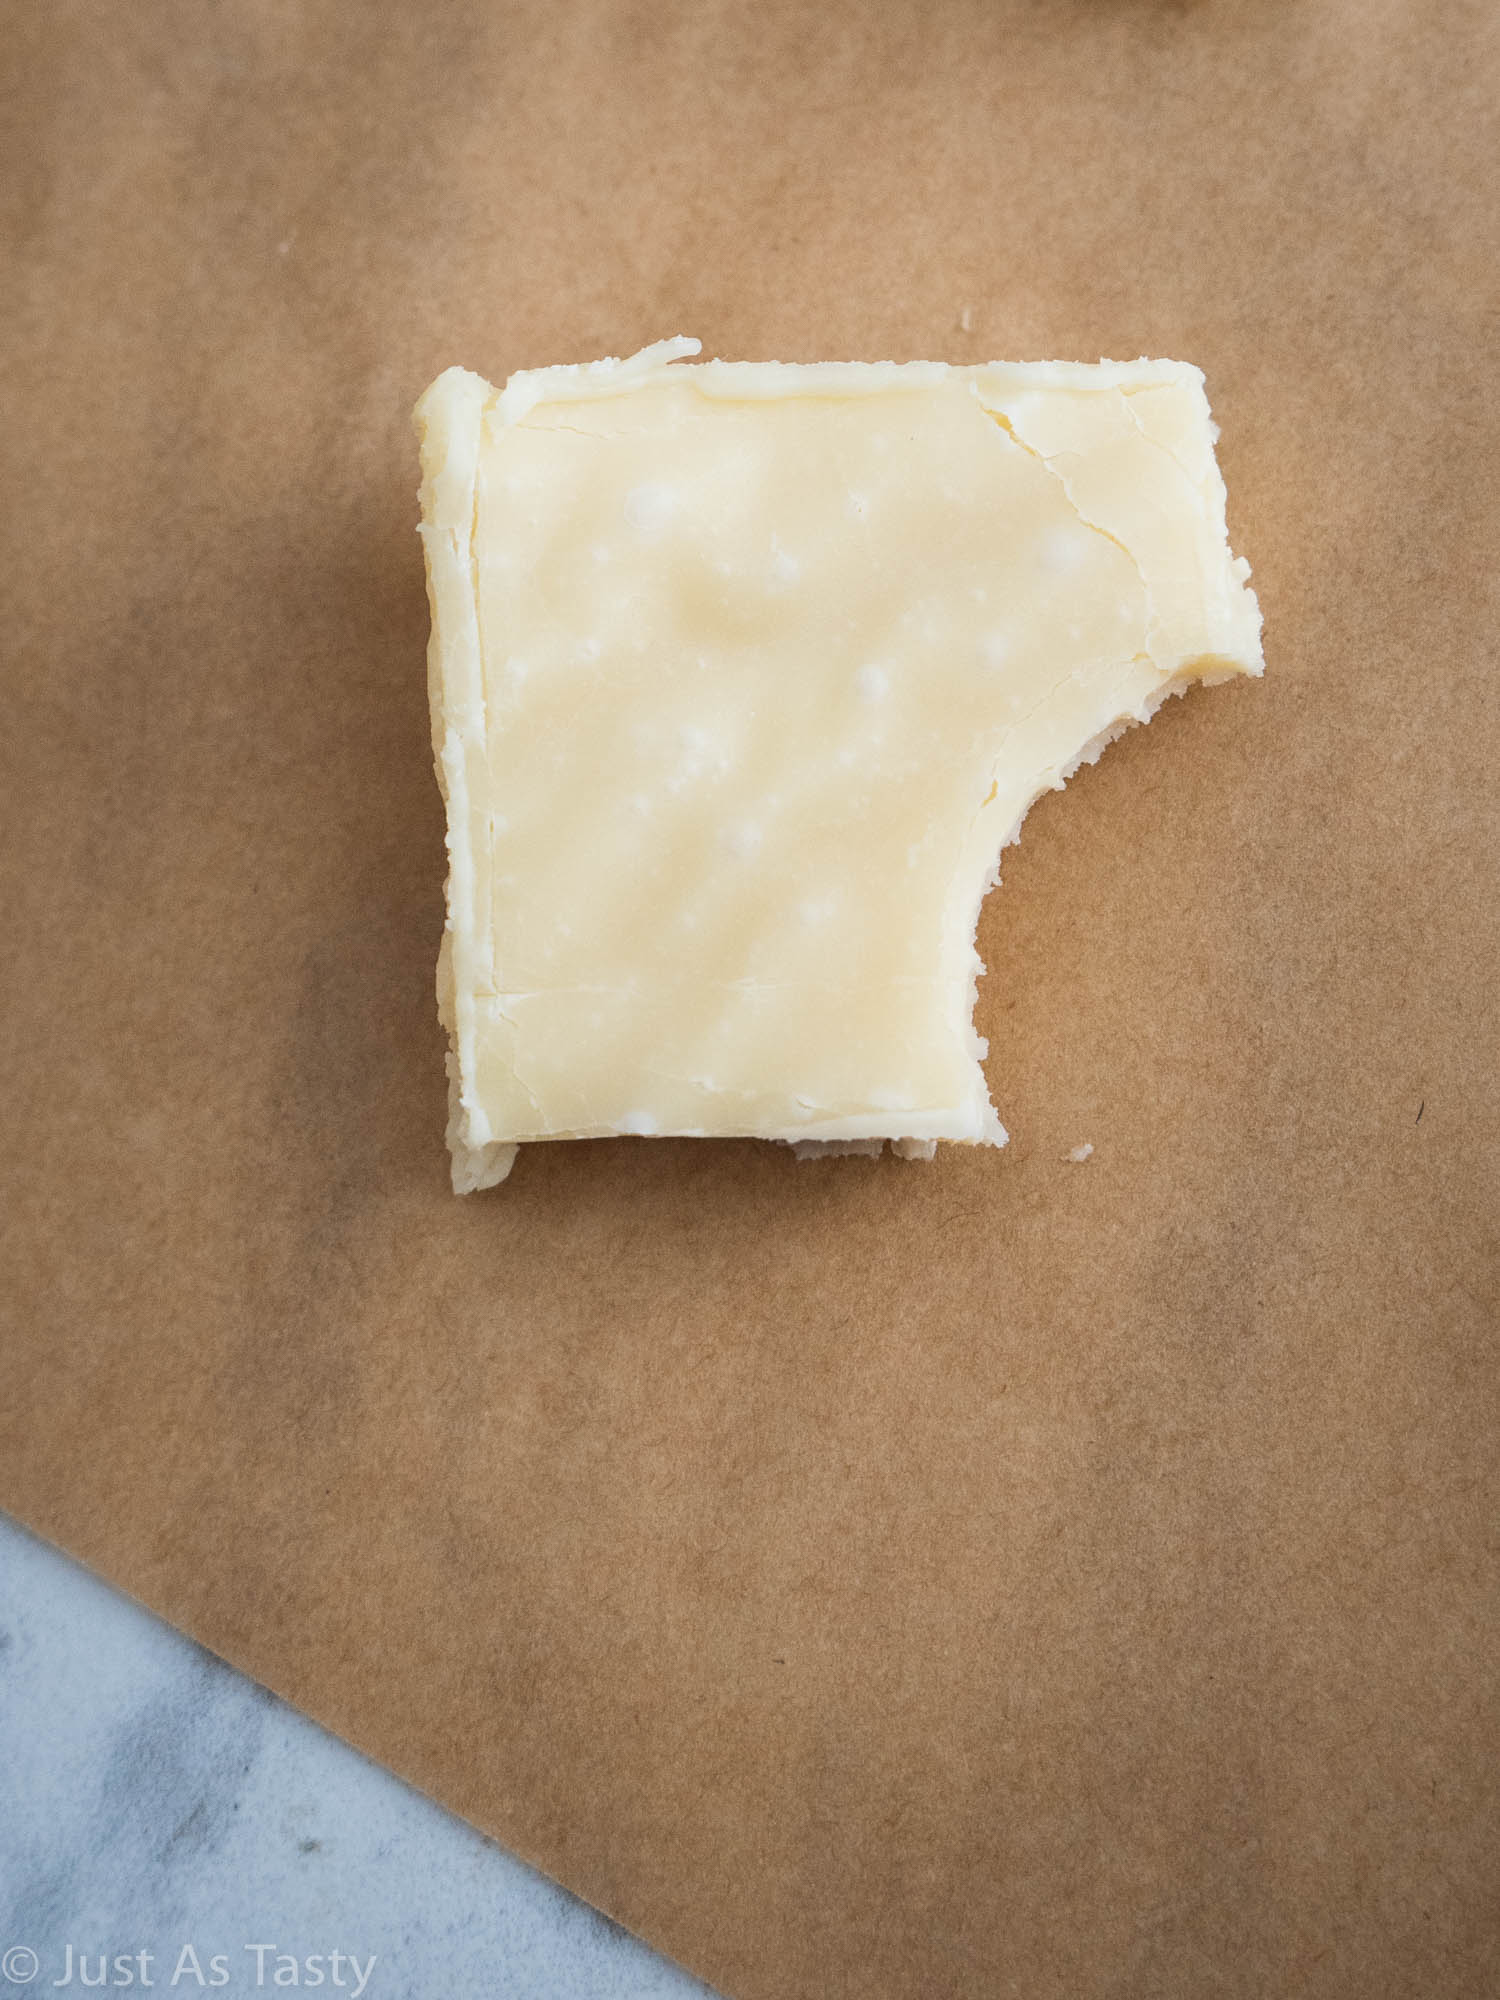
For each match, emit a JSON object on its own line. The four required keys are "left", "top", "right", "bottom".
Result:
{"left": 415, "top": 338, "right": 1261, "bottom": 1190}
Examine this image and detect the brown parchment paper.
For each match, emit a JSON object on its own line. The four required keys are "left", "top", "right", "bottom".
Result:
{"left": 4, "top": 3, "right": 1498, "bottom": 1994}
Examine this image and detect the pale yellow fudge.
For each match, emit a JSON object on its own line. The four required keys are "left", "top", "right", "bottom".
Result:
{"left": 415, "top": 338, "right": 1262, "bottom": 1191}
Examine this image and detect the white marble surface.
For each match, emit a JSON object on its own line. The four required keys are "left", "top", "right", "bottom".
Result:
{"left": 0, "top": 1514, "right": 716, "bottom": 1999}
